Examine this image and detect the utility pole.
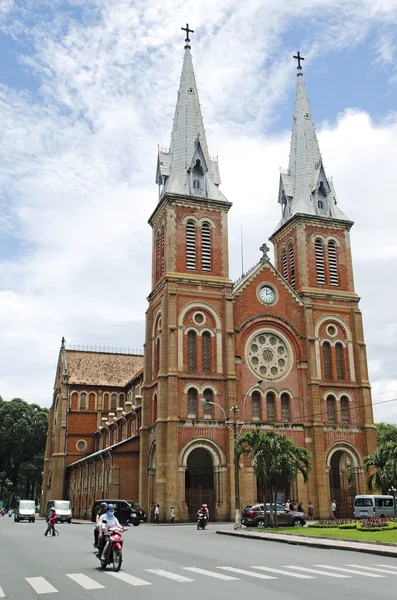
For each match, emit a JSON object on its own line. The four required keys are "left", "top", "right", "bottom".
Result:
{"left": 231, "top": 405, "right": 241, "bottom": 529}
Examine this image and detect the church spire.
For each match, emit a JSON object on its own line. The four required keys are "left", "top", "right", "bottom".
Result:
{"left": 276, "top": 53, "right": 350, "bottom": 228}
{"left": 156, "top": 26, "right": 226, "bottom": 203}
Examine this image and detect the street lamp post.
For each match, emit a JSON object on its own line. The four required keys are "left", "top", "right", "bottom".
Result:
{"left": 389, "top": 486, "right": 397, "bottom": 519}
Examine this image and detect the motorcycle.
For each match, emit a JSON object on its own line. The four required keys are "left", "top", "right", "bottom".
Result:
{"left": 97, "top": 525, "right": 125, "bottom": 571}
{"left": 197, "top": 511, "right": 208, "bottom": 530}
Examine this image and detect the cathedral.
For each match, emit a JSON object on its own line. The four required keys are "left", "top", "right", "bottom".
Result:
{"left": 42, "top": 33, "right": 376, "bottom": 521}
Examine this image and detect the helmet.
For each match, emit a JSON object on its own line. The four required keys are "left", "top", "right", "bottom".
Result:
{"left": 100, "top": 502, "right": 107, "bottom": 508}
{"left": 50, "top": 507, "right": 55, "bottom": 512}
{"left": 203, "top": 504, "right": 207, "bottom": 508}
{"left": 106, "top": 504, "right": 115, "bottom": 510}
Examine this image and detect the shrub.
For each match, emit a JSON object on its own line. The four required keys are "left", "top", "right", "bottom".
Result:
{"left": 338, "top": 523, "right": 357, "bottom": 530}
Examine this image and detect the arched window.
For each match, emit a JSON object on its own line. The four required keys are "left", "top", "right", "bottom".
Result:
{"left": 193, "top": 179, "right": 200, "bottom": 189}
{"left": 252, "top": 391, "right": 261, "bottom": 421}
{"left": 201, "top": 222, "right": 211, "bottom": 272}
{"left": 266, "top": 392, "right": 275, "bottom": 422}
{"left": 318, "top": 200, "right": 323, "bottom": 209}
{"left": 315, "top": 239, "right": 325, "bottom": 285}
{"left": 187, "top": 331, "right": 197, "bottom": 371}
{"left": 156, "top": 231, "right": 161, "bottom": 281}
{"left": 187, "top": 388, "right": 197, "bottom": 419}
{"left": 203, "top": 388, "right": 213, "bottom": 420}
{"left": 328, "top": 240, "right": 339, "bottom": 286}
{"left": 281, "top": 393, "right": 290, "bottom": 422}
{"left": 154, "top": 338, "right": 160, "bottom": 376}
{"left": 160, "top": 226, "right": 165, "bottom": 276}
{"left": 335, "top": 342, "right": 345, "bottom": 380}
{"left": 114, "top": 427, "right": 119, "bottom": 444}
{"left": 186, "top": 220, "right": 196, "bottom": 270}
{"left": 288, "top": 244, "right": 295, "bottom": 289}
{"left": 340, "top": 396, "right": 349, "bottom": 425}
{"left": 282, "top": 248, "right": 288, "bottom": 280}
{"left": 327, "top": 395, "right": 336, "bottom": 424}
{"left": 323, "top": 342, "right": 332, "bottom": 380}
{"left": 152, "top": 394, "right": 157, "bottom": 424}
{"left": 111, "top": 394, "right": 117, "bottom": 411}
{"left": 202, "top": 332, "right": 211, "bottom": 372}
{"left": 80, "top": 392, "right": 87, "bottom": 410}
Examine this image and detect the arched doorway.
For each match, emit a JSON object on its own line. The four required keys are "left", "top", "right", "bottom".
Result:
{"left": 185, "top": 448, "right": 214, "bottom": 521}
{"left": 328, "top": 448, "right": 362, "bottom": 518}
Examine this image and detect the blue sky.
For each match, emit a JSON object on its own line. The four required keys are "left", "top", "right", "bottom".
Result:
{"left": 0, "top": 0, "right": 397, "bottom": 422}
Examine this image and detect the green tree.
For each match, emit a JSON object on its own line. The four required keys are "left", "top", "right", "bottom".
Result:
{"left": 236, "top": 429, "right": 311, "bottom": 527}
{"left": 375, "top": 422, "right": 397, "bottom": 446}
{"left": 364, "top": 442, "right": 397, "bottom": 494}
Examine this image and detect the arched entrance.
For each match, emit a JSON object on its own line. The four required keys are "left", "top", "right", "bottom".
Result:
{"left": 185, "top": 448, "right": 215, "bottom": 521}
{"left": 328, "top": 446, "right": 363, "bottom": 518}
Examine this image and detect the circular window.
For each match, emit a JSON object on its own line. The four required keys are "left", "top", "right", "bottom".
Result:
{"left": 76, "top": 440, "right": 87, "bottom": 452}
{"left": 193, "top": 312, "right": 206, "bottom": 325}
{"left": 327, "top": 324, "right": 337, "bottom": 337}
{"left": 246, "top": 331, "right": 292, "bottom": 381}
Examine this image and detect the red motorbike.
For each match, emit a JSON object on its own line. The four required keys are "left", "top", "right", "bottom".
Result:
{"left": 97, "top": 525, "right": 125, "bottom": 571}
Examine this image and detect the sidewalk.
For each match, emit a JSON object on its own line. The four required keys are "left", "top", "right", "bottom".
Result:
{"left": 216, "top": 528, "right": 397, "bottom": 558}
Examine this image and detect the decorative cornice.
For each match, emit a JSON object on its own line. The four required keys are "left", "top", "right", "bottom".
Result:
{"left": 235, "top": 313, "right": 306, "bottom": 339}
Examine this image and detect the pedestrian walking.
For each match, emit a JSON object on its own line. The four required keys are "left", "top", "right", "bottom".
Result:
{"left": 285, "top": 499, "right": 290, "bottom": 510}
{"left": 170, "top": 506, "right": 175, "bottom": 523}
{"left": 308, "top": 501, "right": 314, "bottom": 521}
{"left": 332, "top": 499, "right": 337, "bottom": 519}
{"left": 154, "top": 504, "right": 159, "bottom": 524}
{"left": 44, "top": 507, "right": 57, "bottom": 537}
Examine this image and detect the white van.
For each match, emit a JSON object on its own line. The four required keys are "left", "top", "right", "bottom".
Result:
{"left": 354, "top": 495, "right": 396, "bottom": 518}
{"left": 15, "top": 500, "right": 36, "bottom": 523}
{"left": 46, "top": 500, "right": 72, "bottom": 524}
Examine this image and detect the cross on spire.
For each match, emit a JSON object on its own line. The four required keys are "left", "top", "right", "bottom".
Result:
{"left": 181, "top": 23, "right": 194, "bottom": 44}
{"left": 293, "top": 51, "right": 305, "bottom": 70}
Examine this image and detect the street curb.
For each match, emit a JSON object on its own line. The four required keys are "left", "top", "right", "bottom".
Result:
{"left": 216, "top": 530, "right": 397, "bottom": 558}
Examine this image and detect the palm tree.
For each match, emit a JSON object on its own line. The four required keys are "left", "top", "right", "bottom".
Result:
{"left": 364, "top": 442, "right": 397, "bottom": 494}
{"left": 236, "top": 429, "right": 311, "bottom": 527}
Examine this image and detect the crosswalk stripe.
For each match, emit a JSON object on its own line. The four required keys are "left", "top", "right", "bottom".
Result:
{"left": 314, "top": 565, "right": 385, "bottom": 578}
{"left": 183, "top": 567, "right": 239, "bottom": 580}
{"left": 218, "top": 567, "right": 277, "bottom": 580}
{"left": 0, "top": 586, "right": 5, "bottom": 598}
{"left": 66, "top": 574, "right": 104, "bottom": 589}
{"left": 145, "top": 569, "right": 193, "bottom": 582}
{"left": 106, "top": 572, "right": 151, "bottom": 586}
{"left": 251, "top": 566, "right": 315, "bottom": 579}
{"left": 376, "top": 564, "right": 397, "bottom": 570}
{"left": 26, "top": 577, "right": 58, "bottom": 594}
{"left": 347, "top": 565, "right": 397, "bottom": 575}
{"left": 284, "top": 566, "right": 350, "bottom": 578}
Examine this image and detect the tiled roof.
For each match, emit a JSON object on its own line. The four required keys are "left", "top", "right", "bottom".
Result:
{"left": 65, "top": 351, "right": 143, "bottom": 387}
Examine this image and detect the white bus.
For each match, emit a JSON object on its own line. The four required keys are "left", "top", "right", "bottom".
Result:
{"left": 354, "top": 495, "right": 396, "bottom": 518}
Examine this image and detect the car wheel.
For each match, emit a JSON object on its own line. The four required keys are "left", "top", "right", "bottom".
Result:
{"left": 132, "top": 521, "right": 139, "bottom": 527}
{"left": 256, "top": 519, "right": 265, "bottom": 527}
{"left": 293, "top": 519, "right": 303, "bottom": 527}
{"left": 67, "top": 520, "right": 71, "bottom": 524}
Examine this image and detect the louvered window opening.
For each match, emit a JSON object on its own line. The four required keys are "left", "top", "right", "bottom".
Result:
{"left": 327, "top": 396, "right": 336, "bottom": 424}
{"left": 288, "top": 244, "right": 295, "bottom": 289}
{"left": 188, "top": 388, "right": 197, "bottom": 419}
{"left": 80, "top": 393, "right": 87, "bottom": 410}
{"left": 202, "top": 332, "right": 211, "bottom": 372}
{"left": 282, "top": 249, "right": 288, "bottom": 280}
{"left": 281, "top": 393, "right": 290, "bottom": 422}
{"left": 336, "top": 343, "right": 345, "bottom": 380}
{"left": 323, "top": 342, "right": 332, "bottom": 380}
{"left": 252, "top": 391, "right": 261, "bottom": 421}
{"left": 315, "top": 239, "right": 325, "bottom": 285}
{"left": 160, "top": 227, "right": 165, "bottom": 276}
{"left": 340, "top": 396, "right": 349, "bottom": 425}
{"left": 203, "top": 389, "right": 213, "bottom": 420}
{"left": 187, "top": 331, "right": 197, "bottom": 371}
{"left": 328, "top": 241, "right": 339, "bottom": 286}
{"left": 267, "top": 393, "right": 275, "bottom": 422}
{"left": 152, "top": 396, "right": 157, "bottom": 423}
{"left": 186, "top": 221, "right": 196, "bottom": 270}
{"left": 154, "top": 338, "right": 160, "bottom": 376}
{"left": 156, "top": 232, "right": 161, "bottom": 281}
{"left": 201, "top": 223, "right": 211, "bottom": 272}
{"left": 111, "top": 394, "right": 117, "bottom": 411}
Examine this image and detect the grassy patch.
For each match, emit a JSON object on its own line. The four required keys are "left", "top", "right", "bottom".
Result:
{"left": 256, "top": 526, "right": 397, "bottom": 543}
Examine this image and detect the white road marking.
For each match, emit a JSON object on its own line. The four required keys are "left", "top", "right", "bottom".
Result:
{"left": 251, "top": 566, "right": 315, "bottom": 578}
{"left": 66, "top": 573, "right": 104, "bottom": 589}
{"left": 26, "top": 577, "right": 58, "bottom": 594}
{"left": 218, "top": 567, "right": 277, "bottom": 579}
{"left": 314, "top": 565, "right": 386, "bottom": 578}
{"left": 145, "top": 569, "right": 194, "bottom": 582}
{"left": 0, "top": 586, "right": 5, "bottom": 598}
{"left": 284, "top": 566, "right": 350, "bottom": 578}
{"left": 347, "top": 565, "right": 397, "bottom": 575}
{"left": 106, "top": 572, "right": 151, "bottom": 586}
{"left": 376, "top": 564, "right": 397, "bottom": 570}
{"left": 183, "top": 567, "right": 239, "bottom": 580}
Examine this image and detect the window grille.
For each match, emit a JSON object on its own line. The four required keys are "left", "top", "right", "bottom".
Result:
{"left": 335, "top": 342, "right": 345, "bottom": 380}
{"left": 266, "top": 392, "right": 275, "bottom": 422}
{"left": 315, "top": 239, "right": 325, "bottom": 285}
{"left": 281, "top": 393, "right": 290, "bottom": 422}
{"left": 187, "top": 331, "right": 197, "bottom": 371}
{"left": 203, "top": 389, "right": 213, "bottom": 419}
{"left": 282, "top": 249, "right": 288, "bottom": 280}
{"left": 252, "top": 391, "right": 261, "bottom": 421}
{"left": 340, "top": 396, "right": 349, "bottom": 425}
{"left": 193, "top": 179, "right": 200, "bottom": 189}
{"left": 160, "top": 226, "right": 165, "bottom": 276}
{"left": 156, "top": 231, "right": 161, "bottom": 280}
{"left": 327, "top": 396, "right": 336, "bottom": 424}
{"left": 80, "top": 392, "right": 87, "bottom": 410}
{"left": 328, "top": 240, "right": 339, "bottom": 286}
{"left": 186, "top": 220, "right": 196, "bottom": 270}
{"left": 111, "top": 394, "right": 117, "bottom": 411}
{"left": 201, "top": 222, "right": 211, "bottom": 272}
{"left": 323, "top": 342, "right": 332, "bottom": 379}
{"left": 288, "top": 244, "right": 295, "bottom": 288}
{"left": 202, "top": 332, "right": 211, "bottom": 372}
{"left": 188, "top": 388, "right": 197, "bottom": 418}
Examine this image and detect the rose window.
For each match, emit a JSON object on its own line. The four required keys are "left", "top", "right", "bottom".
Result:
{"left": 247, "top": 331, "right": 291, "bottom": 380}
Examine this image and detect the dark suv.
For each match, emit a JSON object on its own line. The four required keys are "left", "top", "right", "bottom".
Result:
{"left": 91, "top": 500, "right": 145, "bottom": 526}
{"left": 242, "top": 503, "right": 306, "bottom": 527}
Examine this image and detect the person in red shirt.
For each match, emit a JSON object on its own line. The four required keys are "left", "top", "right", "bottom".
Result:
{"left": 44, "top": 508, "right": 57, "bottom": 537}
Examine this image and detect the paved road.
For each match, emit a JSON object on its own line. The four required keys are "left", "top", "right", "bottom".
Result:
{"left": 1, "top": 516, "right": 397, "bottom": 599}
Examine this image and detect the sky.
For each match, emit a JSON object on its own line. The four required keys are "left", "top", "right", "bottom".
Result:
{"left": 0, "top": 0, "right": 396, "bottom": 422}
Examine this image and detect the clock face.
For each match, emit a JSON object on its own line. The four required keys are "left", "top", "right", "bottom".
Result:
{"left": 259, "top": 285, "right": 275, "bottom": 304}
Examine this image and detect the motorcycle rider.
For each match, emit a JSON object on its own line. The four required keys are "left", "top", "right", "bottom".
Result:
{"left": 197, "top": 503, "right": 209, "bottom": 528}
{"left": 93, "top": 502, "right": 107, "bottom": 548}
{"left": 97, "top": 504, "right": 121, "bottom": 560}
